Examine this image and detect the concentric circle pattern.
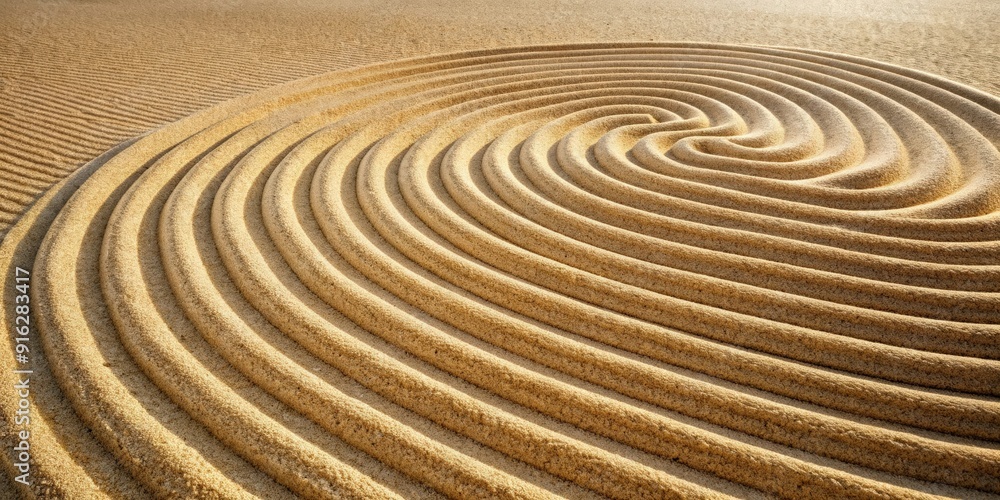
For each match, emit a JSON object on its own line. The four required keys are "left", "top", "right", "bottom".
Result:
{"left": 3, "top": 43, "right": 1000, "bottom": 498}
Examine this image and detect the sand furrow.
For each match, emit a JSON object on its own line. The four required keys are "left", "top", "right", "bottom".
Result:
{"left": 353, "top": 89, "right": 1000, "bottom": 488}
{"left": 32, "top": 143, "right": 284, "bottom": 498}
{"left": 3, "top": 43, "right": 999, "bottom": 498}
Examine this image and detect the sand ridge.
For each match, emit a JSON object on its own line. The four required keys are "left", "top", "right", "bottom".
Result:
{"left": 2, "top": 0, "right": 999, "bottom": 242}
{"left": 1, "top": 42, "right": 1000, "bottom": 498}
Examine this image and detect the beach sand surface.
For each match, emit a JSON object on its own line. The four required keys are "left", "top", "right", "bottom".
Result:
{"left": 1, "top": 1, "right": 999, "bottom": 498}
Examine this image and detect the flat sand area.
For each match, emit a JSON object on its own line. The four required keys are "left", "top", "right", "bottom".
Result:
{"left": 1, "top": 1, "right": 999, "bottom": 498}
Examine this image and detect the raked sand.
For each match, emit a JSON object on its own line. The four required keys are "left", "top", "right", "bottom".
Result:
{"left": 2, "top": 2, "right": 1000, "bottom": 499}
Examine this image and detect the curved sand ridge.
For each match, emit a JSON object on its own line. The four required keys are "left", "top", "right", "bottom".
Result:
{"left": 2, "top": 42, "right": 1000, "bottom": 498}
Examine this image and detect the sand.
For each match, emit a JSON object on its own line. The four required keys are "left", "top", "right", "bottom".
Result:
{"left": 1, "top": 2, "right": 999, "bottom": 499}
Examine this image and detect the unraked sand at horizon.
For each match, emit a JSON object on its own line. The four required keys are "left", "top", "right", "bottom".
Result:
{"left": 1, "top": 42, "right": 999, "bottom": 498}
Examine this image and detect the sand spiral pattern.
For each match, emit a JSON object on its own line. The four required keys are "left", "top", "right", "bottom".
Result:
{"left": 2, "top": 42, "right": 1000, "bottom": 498}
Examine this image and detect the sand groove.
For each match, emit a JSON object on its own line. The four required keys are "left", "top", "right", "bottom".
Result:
{"left": 2, "top": 43, "right": 1000, "bottom": 498}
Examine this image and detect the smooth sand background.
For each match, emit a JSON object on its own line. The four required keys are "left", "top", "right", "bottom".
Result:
{"left": 1, "top": 0, "right": 998, "bottom": 236}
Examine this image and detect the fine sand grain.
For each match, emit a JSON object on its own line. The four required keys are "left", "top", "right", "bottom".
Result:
{"left": 1, "top": 2, "right": 999, "bottom": 500}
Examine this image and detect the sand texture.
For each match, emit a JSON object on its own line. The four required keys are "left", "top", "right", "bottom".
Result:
{"left": 1, "top": 2, "right": 1000, "bottom": 500}
{"left": 2, "top": 0, "right": 999, "bottom": 240}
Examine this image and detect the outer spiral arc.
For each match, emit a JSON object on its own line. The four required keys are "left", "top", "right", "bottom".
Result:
{"left": 3, "top": 43, "right": 998, "bottom": 499}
